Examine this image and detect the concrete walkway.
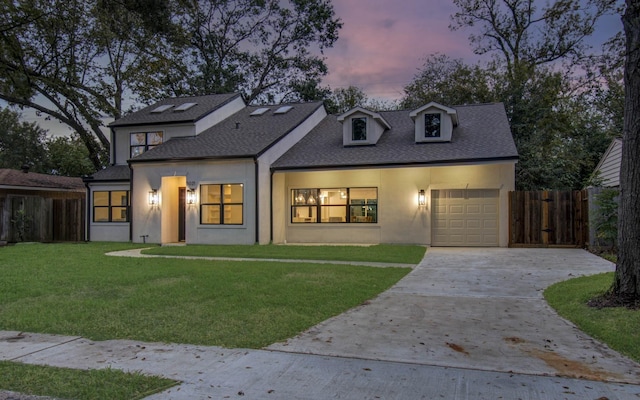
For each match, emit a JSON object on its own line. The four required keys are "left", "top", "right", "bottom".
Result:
{"left": 2, "top": 248, "right": 640, "bottom": 399}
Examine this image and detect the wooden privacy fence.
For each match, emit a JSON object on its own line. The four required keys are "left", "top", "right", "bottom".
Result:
{"left": 0, "top": 195, "right": 85, "bottom": 242}
{"left": 509, "top": 190, "right": 589, "bottom": 247}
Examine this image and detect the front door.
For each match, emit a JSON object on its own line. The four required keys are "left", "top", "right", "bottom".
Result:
{"left": 178, "top": 187, "right": 186, "bottom": 242}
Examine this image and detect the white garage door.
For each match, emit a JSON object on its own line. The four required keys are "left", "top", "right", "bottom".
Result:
{"left": 431, "top": 189, "right": 499, "bottom": 246}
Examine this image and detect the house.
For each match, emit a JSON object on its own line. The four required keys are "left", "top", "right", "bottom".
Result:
{"left": 0, "top": 167, "right": 85, "bottom": 242}
{"left": 85, "top": 94, "right": 518, "bottom": 247}
{"left": 592, "top": 138, "right": 622, "bottom": 187}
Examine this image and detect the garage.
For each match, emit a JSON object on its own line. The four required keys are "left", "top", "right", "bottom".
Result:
{"left": 431, "top": 189, "right": 499, "bottom": 246}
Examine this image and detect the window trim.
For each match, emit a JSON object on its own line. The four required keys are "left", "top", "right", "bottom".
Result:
{"left": 200, "top": 183, "right": 244, "bottom": 225}
{"left": 291, "top": 187, "right": 378, "bottom": 224}
{"left": 93, "top": 190, "right": 130, "bottom": 223}
{"left": 130, "top": 131, "right": 164, "bottom": 158}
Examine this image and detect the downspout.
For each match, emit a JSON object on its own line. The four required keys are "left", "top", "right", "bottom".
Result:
{"left": 129, "top": 166, "right": 134, "bottom": 242}
{"left": 270, "top": 169, "right": 274, "bottom": 244}
{"left": 254, "top": 157, "right": 259, "bottom": 244}
{"left": 111, "top": 128, "right": 117, "bottom": 165}
{"left": 83, "top": 178, "right": 92, "bottom": 242}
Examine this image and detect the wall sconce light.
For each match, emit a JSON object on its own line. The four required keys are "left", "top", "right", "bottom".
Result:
{"left": 418, "top": 189, "right": 426, "bottom": 206}
{"left": 148, "top": 189, "right": 158, "bottom": 206}
{"left": 187, "top": 189, "right": 196, "bottom": 205}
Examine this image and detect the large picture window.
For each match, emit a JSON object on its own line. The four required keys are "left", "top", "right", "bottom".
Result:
{"left": 93, "top": 191, "right": 129, "bottom": 222}
{"left": 291, "top": 188, "right": 377, "bottom": 223}
{"left": 130, "top": 131, "right": 163, "bottom": 158}
{"left": 201, "top": 184, "right": 243, "bottom": 225}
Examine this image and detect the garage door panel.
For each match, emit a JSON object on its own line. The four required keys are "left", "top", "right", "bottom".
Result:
{"left": 432, "top": 189, "right": 499, "bottom": 247}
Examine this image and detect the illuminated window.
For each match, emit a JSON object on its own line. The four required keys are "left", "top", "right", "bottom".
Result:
{"left": 130, "top": 131, "right": 163, "bottom": 158}
{"left": 291, "top": 188, "right": 377, "bottom": 223}
{"left": 93, "top": 191, "right": 129, "bottom": 222}
{"left": 200, "top": 184, "right": 243, "bottom": 225}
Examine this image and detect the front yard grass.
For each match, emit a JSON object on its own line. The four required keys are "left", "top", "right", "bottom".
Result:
{"left": 544, "top": 272, "right": 640, "bottom": 362}
{"left": 0, "top": 242, "right": 412, "bottom": 348}
{"left": 0, "top": 361, "right": 177, "bottom": 400}
{"left": 143, "top": 243, "right": 426, "bottom": 264}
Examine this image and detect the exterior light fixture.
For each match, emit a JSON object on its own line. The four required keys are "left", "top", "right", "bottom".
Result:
{"left": 187, "top": 189, "right": 196, "bottom": 205}
{"left": 418, "top": 189, "right": 426, "bottom": 206}
{"left": 148, "top": 189, "right": 159, "bottom": 206}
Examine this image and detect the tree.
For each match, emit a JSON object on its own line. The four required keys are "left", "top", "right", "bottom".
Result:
{"left": 614, "top": 0, "right": 640, "bottom": 304}
{"left": 46, "top": 134, "right": 95, "bottom": 177}
{"left": 446, "top": 0, "right": 620, "bottom": 190}
{"left": 186, "top": 0, "right": 342, "bottom": 104}
{"left": 0, "top": 108, "right": 49, "bottom": 172}
{"left": 0, "top": 0, "right": 188, "bottom": 170}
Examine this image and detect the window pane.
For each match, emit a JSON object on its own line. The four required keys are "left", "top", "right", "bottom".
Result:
{"left": 226, "top": 184, "right": 243, "bottom": 203}
{"left": 292, "top": 189, "right": 318, "bottom": 205}
{"left": 202, "top": 205, "right": 221, "bottom": 224}
{"left": 111, "top": 191, "right": 128, "bottom": 206}
{"left": 94, "top": 191, "right": 109, "bottom": 206}
{"left": 224, "top": 205, "right": 243, "bottom": 224}
{"left": 94, "top": 207, "right": 109, "bottom": 222}
{"left": 350, "top": 205, "right": 377, "bottom": 223}
{"left": 131, "top": 133, "right": 146, "bottom": 145}
{"left": 131, "top": 146, "right": 145, "bottom": 158}
{"left": 321, "top": 206, "right": 346, "bottom": 223}
{"left": 319, "top": 188, "right": 347, "bottom": 205}
{"left": 201, "top": 185, "right": 221, "bottom": 204}
{"left": 292, "top": 206, "right": 317, "bottom": 223}
{"left": 111, "top": 207, "right": 128, "bottom": 222}
{"left": 352, "top": 117, "right": 367, "bottom": 141}
{"left": 350, "top": 188, "right": 377, "bottom": 203}
{"left": 147, "top": 131, "right": 163, "bottom": 145}
{"left": 425, "top": 113, "right": 441, "bottom": 137}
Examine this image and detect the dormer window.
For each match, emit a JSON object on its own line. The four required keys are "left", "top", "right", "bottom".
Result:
{"left": 424, "top": 113, "right": 441, "bottom": 138}
{"left": 352, "top": 117, "right": 367, "bottom": 141}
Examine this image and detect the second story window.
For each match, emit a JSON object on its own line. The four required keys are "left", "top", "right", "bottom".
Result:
{"left": 352, "top": 117, "right": 367, "bottom": 141}
{"left": 424, "top": 113, "right": 441, "bottom": 137}
{"left": 130, "top": 131, "right": 163, "bottom": 158}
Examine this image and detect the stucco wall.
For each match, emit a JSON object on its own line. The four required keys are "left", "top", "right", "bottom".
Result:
{"left": 87, "top": 182, "right": 130, "bottom": 242}
{"left": 112, "top": 124, "right": 196, "bottom": 166}
{"left": 273, "top": 162, "right": 515, "bottom": 246}
{"left": 131, "top": 159, "right": 256, "bottom": 245}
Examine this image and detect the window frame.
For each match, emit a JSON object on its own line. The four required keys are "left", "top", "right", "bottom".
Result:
{"left": 130, "top": 131, "right": 163, "bottom": 158}
{"left": 291, "top": 187, "right": 378, "bottom": 224}
{"left": 200, "top": 183, "right": 244, "bottom": 225}
{"left": 93, "top": 190, "right": 130, "bottom": 223}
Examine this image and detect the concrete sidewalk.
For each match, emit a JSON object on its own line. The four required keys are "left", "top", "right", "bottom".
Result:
{"left": 2, "top": 248, "right": 640, "bottom": 399}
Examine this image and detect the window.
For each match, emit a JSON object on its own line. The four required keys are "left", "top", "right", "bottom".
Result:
{"left": 130, "top": 131, "right": 163, "bottom": 158}
{"left": 291, "top": 188, "right": 377, "bottom": 223}
{"left": 93, "top": 191, "right": 129, "bottom": 222}
{"left": 424, "top": 113, "right": 441, "bottom": 137}
{"left": 200, "top": 184, "right": 243, "bottom": 225}
{"left": 352, "top": 117, "right": 367, "bottom": 141}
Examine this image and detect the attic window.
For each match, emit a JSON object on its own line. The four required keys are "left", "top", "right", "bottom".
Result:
{"left": 352, "top": 117, "right": 367, "bottom": 141}
{"left": 250, "top": 108, "right": 270, "bottom": 116}
{"left": 274, "top": 105, "right": 293, "bottom": 114}
{"left": 173, "top": 102, "right": 197, "bottom": 112}
{"left": 151, "top": 104, "right": 174, "bottom": 113}
{"left": 424, "top": 113, "right": 441, "bottom": 138}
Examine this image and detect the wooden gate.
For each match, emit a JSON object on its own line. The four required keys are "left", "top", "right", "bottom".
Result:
{"left": 509, "top": 190, "right": 589, "bottom": 247}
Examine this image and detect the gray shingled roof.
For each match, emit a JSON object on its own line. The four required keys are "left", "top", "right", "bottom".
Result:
{"left": 109, "top": 93, "right": 242, "bottom": 127}
{"left": 0, "top": 169, "right": 85, "bottom": 190}
{"left": 129, "top": 102, "right": 324, "bottom": 162}
{"left": 85, "top": 165, "right": 130, "bottom": 182}
{"left": 272, "top": 103, "right": 518, "bottom": 170}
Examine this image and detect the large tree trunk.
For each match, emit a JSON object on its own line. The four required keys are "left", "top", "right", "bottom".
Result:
{"left": 614, "top": 0, "right": 640, "bottom": 301}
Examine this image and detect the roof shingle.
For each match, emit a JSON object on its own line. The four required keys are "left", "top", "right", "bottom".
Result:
{"left": 0, "top": 169, "right": 85, "bottom": 190}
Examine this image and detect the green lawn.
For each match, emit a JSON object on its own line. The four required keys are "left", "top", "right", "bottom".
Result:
{"left": 142, "top": 243, "right": 426, "bottom": 264}
{"left": 0, "top": 242, "right": 412, "bottom": 348}
{"left": 544, "top": 272, "right": 640, "bottom": 362}
{"left": 0, "top": 361, "right": 177, "bottom": 400}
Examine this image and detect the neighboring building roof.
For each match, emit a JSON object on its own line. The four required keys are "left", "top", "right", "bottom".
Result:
{"left": 0, "top": 169, "right": 85, "bottom": 191}
{"left": 128, "top": 101, "right": 324, "bottom": 162}
{"left": 85, "top": 165, "right": 131, "bottom": 182}
{"left": 272, "top": 103, "right": 518, "bottom": 170}
{"left": 592, "top": 138, "right": 622, "bottom": 187}
{"left": 109, "top": 93, "right": 242, "bottom": 128}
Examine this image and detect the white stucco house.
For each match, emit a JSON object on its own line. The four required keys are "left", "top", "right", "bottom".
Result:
{"left": 84, "top": 93, "right": 518, "bottom": 246}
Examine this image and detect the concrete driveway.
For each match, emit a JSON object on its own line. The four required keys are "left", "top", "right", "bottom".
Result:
{"left": 268, "top": 247, "right": 640, "bottom": 384}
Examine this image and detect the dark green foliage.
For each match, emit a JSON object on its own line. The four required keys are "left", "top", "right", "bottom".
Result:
{"left": 592, "top": 188, "right": 619, "bottom": 251}
{"left": 0, "top": 108, "right": 49, "bottom": 172}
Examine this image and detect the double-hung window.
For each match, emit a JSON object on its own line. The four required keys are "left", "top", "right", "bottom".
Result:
{"left": 200, "top": 184, "right": 244, "bottom": 225}
{"left": 291, "top": 187, "right": 377, "bottom": 223}
{"left": 93, "top": 191, "right": 129, "bottom": 222}
{"left": 130, "top": 131, "right": 163, "bottom": 158}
